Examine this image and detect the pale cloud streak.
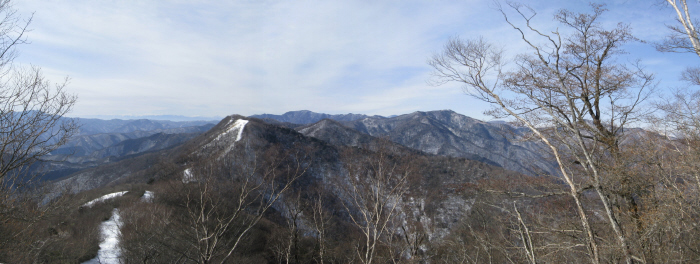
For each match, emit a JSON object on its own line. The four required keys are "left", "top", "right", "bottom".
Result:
{"left": 11, "top": 0, "right": 698, "bottom": 119}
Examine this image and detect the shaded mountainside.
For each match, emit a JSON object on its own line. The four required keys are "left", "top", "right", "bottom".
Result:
{"left": 346, "top": 110, "right": 557, "bottom": 175}
{"left": 35, "top": 124, "right": 215, "bottom": 182}
{"left": 296, "top": 119, "right": 376, "bottom": 147}
{"left": 52, "top": 116, "right": 339, "bottom": 193}
{"left": 292, "top": 110, "right": 557, "bottom": 176}
{"left": 49, "top": 124, "right": 214, "bottom": 160}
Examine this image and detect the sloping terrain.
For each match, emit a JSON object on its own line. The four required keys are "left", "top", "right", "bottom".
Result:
{"left": 35, "top": 122, "right": 215, "bottom": 182}
{"left": 291, "top": 110, "right": 557, "bottom": 176}
{"left": 32, "top": 113, "right": 567, "bottom": 263}
{"left": 48, "top": 125, "right": 213, "bottom": 162}
{"left": 296, "top": 119, "right": 376, "bottom": 147}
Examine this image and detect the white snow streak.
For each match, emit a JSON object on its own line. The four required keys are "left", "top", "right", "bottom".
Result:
{"left": 215, "top": 119, "right": 248, "bottom": 142}
{"left": 82, "top": 209, "right": 122, "bottom": 264}
{"left": 82, "top": 191, "right": 129, "bottom": 208}
{"left": 141, "top": 191, "right": 154, "bottom": 202}
{"left": 183, "top": 168, "right": 194, "bottom": 183}
{"left": 234, "top": 119, "right": 248, "bottom": 141}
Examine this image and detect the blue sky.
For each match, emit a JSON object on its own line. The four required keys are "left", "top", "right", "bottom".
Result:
{"left": 12, "top": 0, "right": 698, "bottom": 120}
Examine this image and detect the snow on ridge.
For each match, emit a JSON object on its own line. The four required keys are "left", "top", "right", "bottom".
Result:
{"left": 234, "top": 119, "right": 248, "bottom": 141}
{"left": 214, "top": 119, "right": 248, "bottom": 142}
{"left": 82, "top": 191, "right": 128, "bottom": 208}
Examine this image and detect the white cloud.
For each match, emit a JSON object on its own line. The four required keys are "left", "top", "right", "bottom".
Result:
{"left": 10, "top": 0, "right": 698, "bottom": 119}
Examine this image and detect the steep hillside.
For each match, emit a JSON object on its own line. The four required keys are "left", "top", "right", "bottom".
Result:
{"left": 295, "top": 110, "right": 557, "bottom": 176}
{"left": 296, "top": 119, "right": 376, "bottom": 147}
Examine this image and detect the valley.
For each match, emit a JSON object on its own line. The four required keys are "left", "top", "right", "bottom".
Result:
{"left": 9, "top": 110, "right": 550, "bottom": 263}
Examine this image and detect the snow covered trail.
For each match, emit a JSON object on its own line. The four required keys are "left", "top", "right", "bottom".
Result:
{"left": 82, "top": 208, "right": 122, "bottom": 264}
{"left": 82, "top": 191, "right": 128, "bottom": 208}
{"left": 80, "top": 191, "right": 154, "bottom": 264}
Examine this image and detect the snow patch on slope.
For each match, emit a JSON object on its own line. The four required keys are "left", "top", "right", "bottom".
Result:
{"left": 82, "top": 209, "right": 122, "bottom": 264}
{"left": 200, "top": 118, "right": 249, "bottom": 159}
{"left": 82, "top": 191, "right": 128, "bottom": 208}
{"left": 141, "top": 191, "right": 154, "bottom": 202}
{"left": 215, "top": 119, "right": 248, "bottom": 142}
{"left": 183, "top": 168, "right": 194, "bottom": 183}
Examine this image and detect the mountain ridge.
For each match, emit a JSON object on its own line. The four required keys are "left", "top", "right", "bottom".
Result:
{"left": 250, "top": 110, "right": 383, "bottom": 124}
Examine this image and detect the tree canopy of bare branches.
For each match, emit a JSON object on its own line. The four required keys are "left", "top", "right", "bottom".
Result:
{"left": 338, "top": 139, "right": 412, "bottom": 264}
{"left": 0, "top": 0, "right": 77, "bottom": 188}
{"left": 0, "top": 0, "right": 77, "bottom": 260}
{"left": 430, "top": 3, "right": 654, "bottom": 264}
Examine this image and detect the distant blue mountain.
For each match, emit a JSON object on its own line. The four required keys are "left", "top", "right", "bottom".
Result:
{"left": 251, "top": 110, "right": 383, "bottom": 124}
{"left": 76, "top": 115, "right": 222, "bottom": 122}
{"left": 73, "top": 118, "right": 218, "bottom": 135}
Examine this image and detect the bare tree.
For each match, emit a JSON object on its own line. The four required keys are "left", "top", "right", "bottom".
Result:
{"left": 310, "top": 187, "right": 331, "bottom": 264}
{"left": 656, "top": 0, "right": 700, "bottom": 136}
{"left": 338, "top": 140, "right": 411, "bottom": 264}
{"left": 0, "top": 0, "right": 77, "bottom": 259}
{"left": 656, "top": 0, "right": 700, "bottom": 86}
{"left": 271, "top": 192, "right": 304, "bottom": 264}
{"left": 656, "top": 0, "right": 700, "bottom": 56}
{"left": 170, "top": 143, "right": 307, "bottom": 264}
{"left": 429, "top": 3, "right": 653, "bottom": 263}
{"left": 0, "top": 1, "right": 77, "bottom": 186}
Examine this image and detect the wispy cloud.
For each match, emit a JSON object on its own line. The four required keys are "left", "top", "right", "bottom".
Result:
{"left": 11, "top": 0, "right": 697, "bottom": 119}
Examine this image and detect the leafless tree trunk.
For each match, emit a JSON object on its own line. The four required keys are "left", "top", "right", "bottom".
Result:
{"left": 657, "top": 0, "right": 700, "bottom": 55}
{"left": 271, "top": 192, "right": 303, "bottom": 264}
{"left": 657, "top": 0, "right": 700, "bottom": 85}
{"left": 310, "top": 188, "right": 330, "bottom": 264}
{"left": 172, "top": 143, "right": 308, "bottom": 264}
{"left": 429, "top": 3, "right": 654, "bottom": 263}
{"left": 338, "top": 139, "right": 411, "bottom": 264}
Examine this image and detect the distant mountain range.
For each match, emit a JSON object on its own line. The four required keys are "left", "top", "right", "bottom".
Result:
{"left": 74, "top": 115, "right": 223, "bottom": 122}
{"left": 35, "top": 110, "right": 556, "bottom": 182}
{"left": 48, "top": 109, "right": 543, "bottom": 189}
{"left": 38, "top": 118, "right": 217, "bottom": 181}
{"left": 44, "top": 110, "right": 556, "bottom": 260}
{"left": 51, "top": 114, "right": 519, "bottom": 237}
{"left": 260, "top": 110, "right": 556, "bottom": 176}
{"left": 73, "top": 118, "right": 216, "bottom": 135}
{"left": 250, "top": 110, "right": 382, "bottom": 124}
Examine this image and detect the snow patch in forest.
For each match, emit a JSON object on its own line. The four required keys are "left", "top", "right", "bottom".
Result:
{"left": 141, "top": 191, "right": 154, "bottom": 202}
{"left": 82, "top": 209, "right": 122, "bottom": 264}
{"left": 183, "top": 168, "right": 194, "bottom": 183}
{"left": 82, "top": 191, "right": 128, "bottom": 208}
